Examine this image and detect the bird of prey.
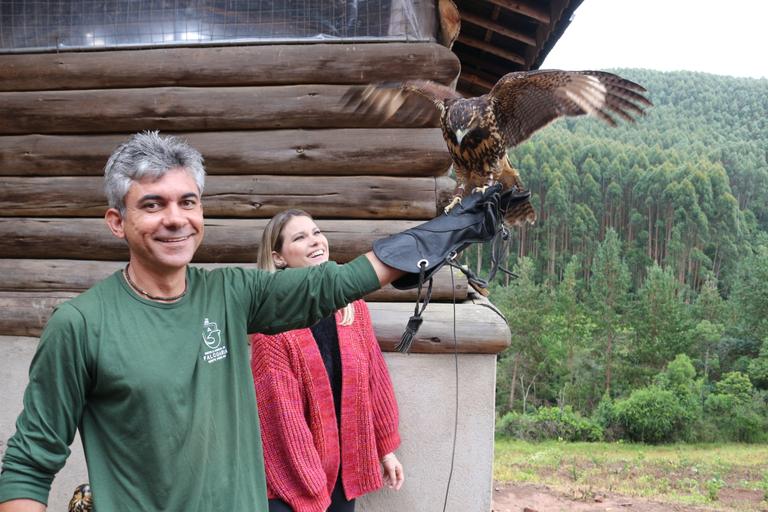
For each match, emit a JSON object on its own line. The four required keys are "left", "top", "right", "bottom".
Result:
{"left": 344, "top": 70, "right": 652, "bottom": 226}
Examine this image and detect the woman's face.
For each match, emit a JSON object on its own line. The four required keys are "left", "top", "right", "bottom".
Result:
{"left": 273, "top": 215, "right": 330, "bottom": 269}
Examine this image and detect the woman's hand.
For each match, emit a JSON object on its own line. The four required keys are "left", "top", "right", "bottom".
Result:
{"left": 380, "top": 452, "right": 404, "bottom": 490}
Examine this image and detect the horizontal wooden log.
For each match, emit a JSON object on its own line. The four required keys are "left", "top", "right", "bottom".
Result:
{"left": 0, "top": 218, "right": 420, "bottom": 262}
{"left": 0, "top": 175, "right": 455, "bottom": 219}
{"left": 365, "top": 267, "right": 467, "bottom": 302}
{"left": 0, "top": 43, "right": 460, "bottom": 92}
{"left": 0, "top": 85, "right": 439, "bottom": 135}
{"left": 0, "top": 259, "right": 467, "bottom": 302}
{"left": 0, "top": 291, "right": 75, "bottom": 337}
{"left": 0, "top": 130, "right": 451, "bottom": 177}
{"left": 0, "top": 296, "right": 508, "bottom": 353}
{"left": 368, "top": 301, "right": 510, "bottom": 353}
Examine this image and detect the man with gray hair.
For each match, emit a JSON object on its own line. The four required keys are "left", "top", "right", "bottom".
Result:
{"left": 0, "top": 131, "right": 528, "bottom": 511}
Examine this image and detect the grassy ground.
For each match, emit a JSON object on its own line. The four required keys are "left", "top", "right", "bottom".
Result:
{"left": 494, "top": 439, "right": 768, "bottom": 510}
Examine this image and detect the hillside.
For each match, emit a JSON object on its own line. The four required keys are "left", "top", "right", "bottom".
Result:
{"left": 486, "top": 70, "right": 768, "bottom": 442}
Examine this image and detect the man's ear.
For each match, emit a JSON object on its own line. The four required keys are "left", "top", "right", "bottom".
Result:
{"left": 105, "top": 208, "right": 126, "bottom": 239}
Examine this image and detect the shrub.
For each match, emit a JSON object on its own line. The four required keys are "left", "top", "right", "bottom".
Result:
{"left": 614, "top": 386, "right": 684, "bottom": 443}
{"left": 656, "top": 354, "right": 703, "bottom": 441}
{"left": 704, "top": 393, "right": 767, "bottom": 443}
{"left": 657, "top": 354, "right": 697, "bottom": 393}
{"left": 702, "top": 371, "right": 768, "bottom": 442}
{"left": 592, "top": 395, "right": 626, "bottom": 442}
{"left": 495, "top": 411, "right": 537, "bottom": 439}
{"left": 714, "top": 371, "right": 753, "bottom": 402}
{"left": 495, "top": 406, "right": 603, "bottom": 442}
{"left": 533, "top": 406, "right": 603, "bottom": 442}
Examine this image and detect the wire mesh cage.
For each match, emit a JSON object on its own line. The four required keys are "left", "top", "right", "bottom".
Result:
{"left": 0, "top": 0, "right": 436, "bottom": 52}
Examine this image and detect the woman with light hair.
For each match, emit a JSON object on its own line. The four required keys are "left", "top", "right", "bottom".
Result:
{"left": 250, "top": 209, "right": 404, "bottom": 512}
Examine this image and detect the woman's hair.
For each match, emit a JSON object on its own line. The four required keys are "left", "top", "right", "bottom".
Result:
{"left": 259, "top": 209, "right": 354, "bottom": 325}
{"left": 257, "top": 209, "right": 309, "bottom": 273}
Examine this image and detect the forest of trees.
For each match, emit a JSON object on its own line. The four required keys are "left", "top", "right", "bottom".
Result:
{"left": 479, "top": 69, "right": 768, "bottom": 443}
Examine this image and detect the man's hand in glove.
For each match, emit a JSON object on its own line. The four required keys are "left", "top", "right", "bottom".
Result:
{"left": 367, "top": 184, "right": 531, "bottom": 289}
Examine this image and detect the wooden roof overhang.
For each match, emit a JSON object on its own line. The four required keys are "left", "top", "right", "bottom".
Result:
{"left": 452, "top": 0, "right": 585, "bottom": 95}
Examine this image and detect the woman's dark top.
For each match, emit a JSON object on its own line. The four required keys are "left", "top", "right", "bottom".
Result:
{"left": 310, "top": 315, "right": 343, "bottom": 426}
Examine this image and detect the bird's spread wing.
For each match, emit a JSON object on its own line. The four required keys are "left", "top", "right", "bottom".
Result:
{"left": 490, "top": 70, "right": 652, "bottom": 148}
{"left": 342, "top": 80, "right": 463, "bottom": 122}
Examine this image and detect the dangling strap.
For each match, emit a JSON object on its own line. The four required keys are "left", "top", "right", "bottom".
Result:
{"left": 395, "top": 260, "right": 434, "bottom": 353}
{"left": 486, "top": 224, "right": 517, "bottom": 283}
{"left": 469, "top": 192, "right": 518, "bottom": 291}
{"left": 447, "top": 227, "right": 518, "bottom": 297}
{"left": 447, "top": 260, "right": 489, "bottom": 295}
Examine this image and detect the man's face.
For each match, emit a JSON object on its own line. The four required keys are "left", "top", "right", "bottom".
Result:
{"left": 106, "top": 168, "right": 204, "bottom": 275}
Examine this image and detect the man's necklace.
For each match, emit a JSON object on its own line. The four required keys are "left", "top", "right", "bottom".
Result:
{"left": 123, "top": 264, "right": 188, "bottom": 302}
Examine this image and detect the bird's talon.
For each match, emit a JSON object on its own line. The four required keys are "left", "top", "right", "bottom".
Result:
{"left": 443, "top": 196, "right": 462, "bottom": 214}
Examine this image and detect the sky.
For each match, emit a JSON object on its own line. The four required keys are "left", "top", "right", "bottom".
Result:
{"left": 542, "top": 0, "right": 768, "bottom": 80}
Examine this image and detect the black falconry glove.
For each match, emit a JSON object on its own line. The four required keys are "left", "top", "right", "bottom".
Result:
{"left": 372, "top": 184, "right": 531, "bottom": 352}
{"left": 373, "top": 183, "right": 531, "bottom": 289}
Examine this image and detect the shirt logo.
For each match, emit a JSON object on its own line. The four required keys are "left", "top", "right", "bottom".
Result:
{"left": 202, "top": 318, "right": 228, "bottom": 363}
{"left": 202, "top": 318, "right": 222, "bottom": 349}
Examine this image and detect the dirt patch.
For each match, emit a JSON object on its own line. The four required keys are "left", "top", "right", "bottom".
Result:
{"left": 491, "top": 482, "right": 763, "bottom": 512}
{"left": 717, "top": 488, "right": 766, "bottom": 511}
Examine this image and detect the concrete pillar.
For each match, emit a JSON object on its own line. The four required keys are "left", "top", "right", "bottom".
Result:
{"left": 360, "top": 353, "right": 497, "bottom": 512}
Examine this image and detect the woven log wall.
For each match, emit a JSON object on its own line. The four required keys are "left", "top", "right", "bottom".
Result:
{"left": 0, "top": 42, "right": 510, "bottom": 353}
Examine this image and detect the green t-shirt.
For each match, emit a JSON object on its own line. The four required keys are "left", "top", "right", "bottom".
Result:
{"left": 0, "top": 257, "right": 379, "bottom": 511}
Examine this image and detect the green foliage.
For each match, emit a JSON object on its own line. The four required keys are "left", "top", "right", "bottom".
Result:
{"left": 703, "top": 372, "right": 767, "bottom": 442}
{"left": 746, "top": 340, "right": 768, "bottom": 388}
{"left": 604, "top": 356, "right": 703, "bottom": 444}
{"left": 533, "top": 406, "right": 603, "bottom": 442}
{"left": 591, "top": 395, "right": 625, "bottom": 442}
{"left": 657, "top": 354, "right": 697, "bottom": 391}
{"left": 705, "top": 477, "right": 725, "bottom": 502}
{"left": 495, "top": 406, "right": 603, "bottom": 442}
{"left": 703, "top": 396, "right": 766, "bottom": 443}
{"left": 503, "top": 70, "right": 767, "bottom": 291}
{"left": 714, "top": 371, "right": 753, "bottom": 402}
{"left": 629, "top": 265, "right": 694, "bottom": 382}
{"left": 613, "top": 386, "right": 686, "bottom": 443}
{"left": 489, "top": 70, "right": 768, "bottom": 443}
{"left": 495, "top": 411, "right": 537, "bottom": 440}
{"left": 730, "top": 247, "right": 768, "bottom": 341}
{"left": 656, "top": 355, "right": 700, "bottom": 398}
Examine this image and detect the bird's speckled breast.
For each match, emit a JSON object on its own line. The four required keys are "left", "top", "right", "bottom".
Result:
{"left": 442, "top": 100, "right": 506, "bottom": 173}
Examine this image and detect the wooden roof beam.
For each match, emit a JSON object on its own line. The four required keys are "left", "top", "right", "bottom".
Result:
{"left": 458, "top": 51, "right": 523, "bottom": 77}
{"left": 456, "top": 35, "right": 527, "bottom": 66}
{"left": 458, "top": 72, "right": 496, "bottom": 92}
{"left": 460, "top": 11, "right": 537, "bottom": 47}
{"left": 483, "top": 6, "right": 501, "bottom": 43}
{"left": 485, "top": 0, "right": 551, "bottom": 24}
{"left": 458, "top": 79, "right": 490, "bottom": 97}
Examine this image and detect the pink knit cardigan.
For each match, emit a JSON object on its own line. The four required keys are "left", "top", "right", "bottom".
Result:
{"left": 250, "top": 299, "right": 401, "bottom": 512}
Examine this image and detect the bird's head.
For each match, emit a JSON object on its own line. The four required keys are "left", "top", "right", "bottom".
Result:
{"left": 447, "top": 100, "right": 485, "bottom": 145}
